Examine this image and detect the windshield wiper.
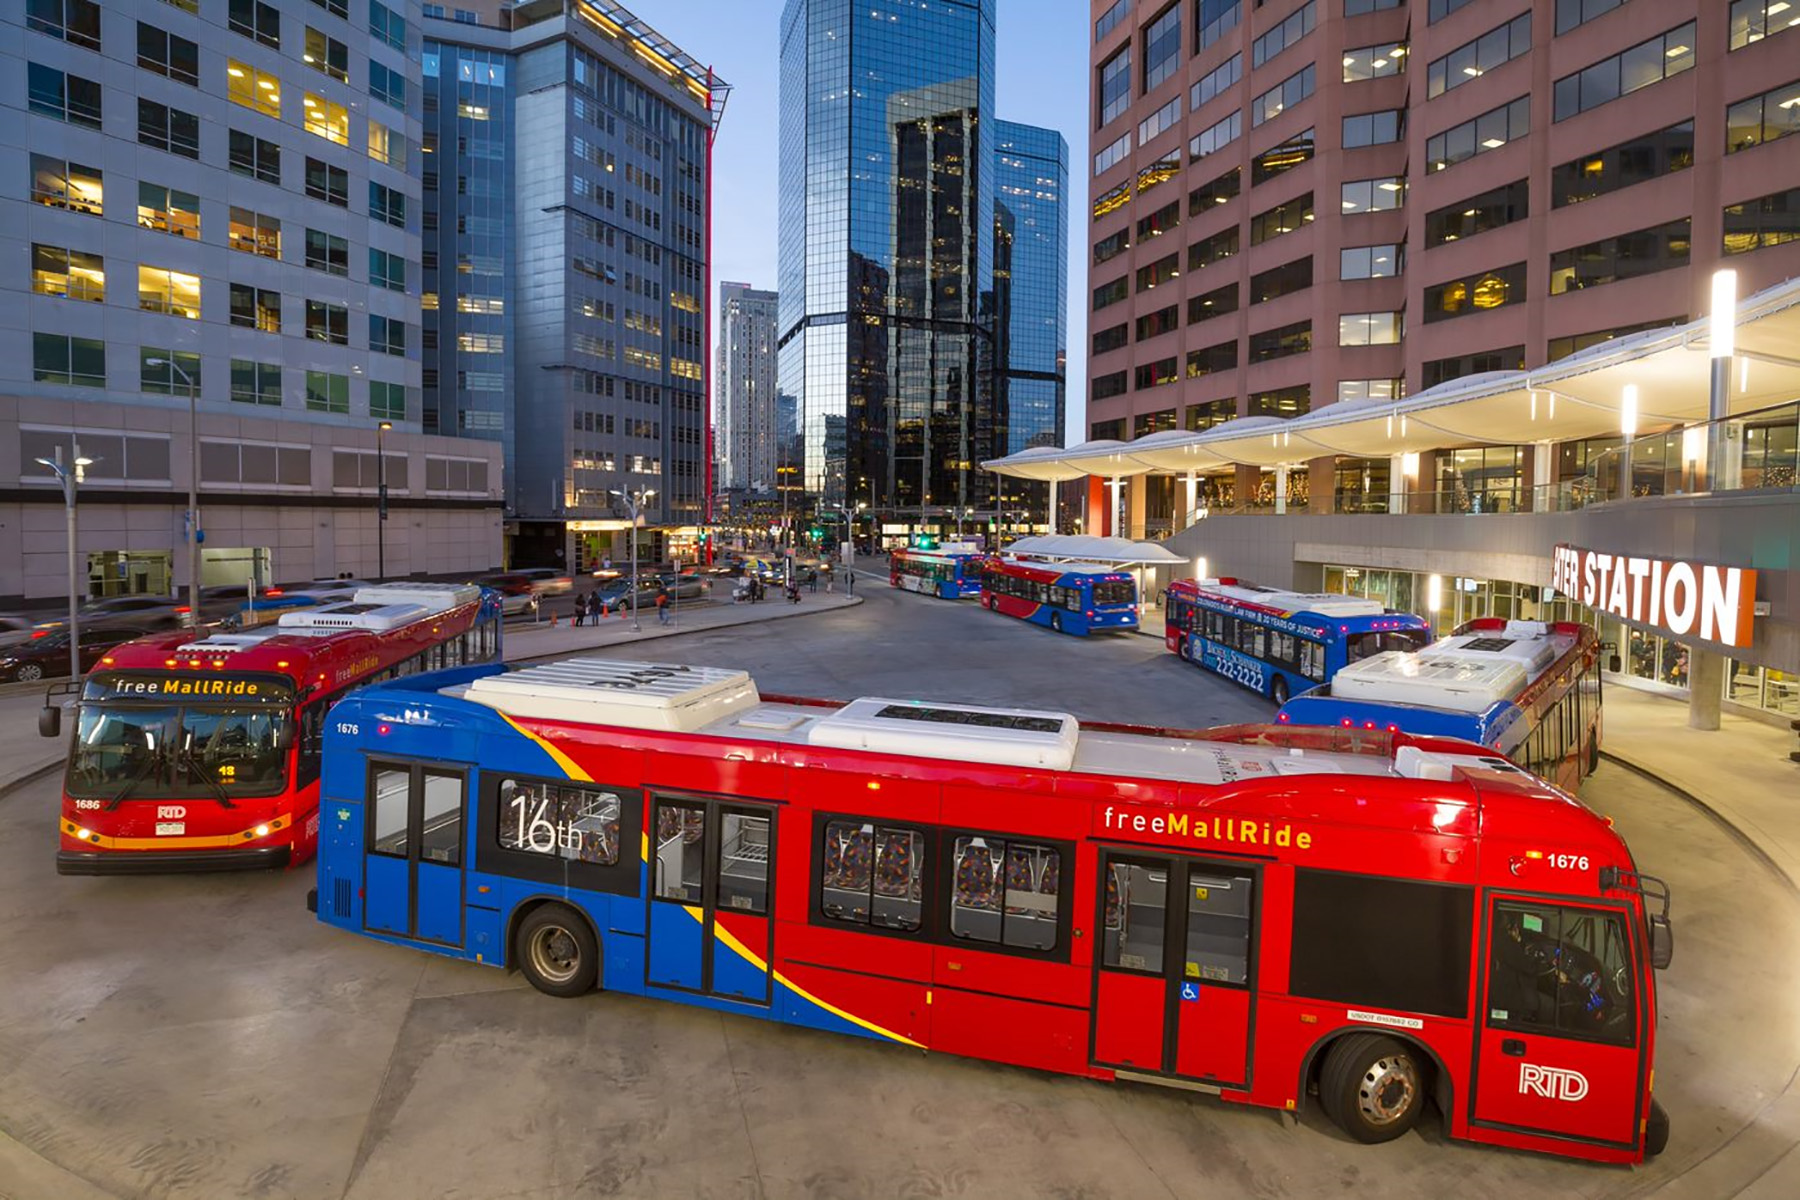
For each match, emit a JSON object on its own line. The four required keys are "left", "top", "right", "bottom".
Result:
{"left": 102, "top": 751, "right": 163, "bottom": 811}
{"left": 178, "top": 747, "right": 236, "bottom": 809}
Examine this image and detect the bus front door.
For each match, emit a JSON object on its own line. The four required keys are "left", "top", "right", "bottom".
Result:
{"left": 363, "top": 762, "right": 466, "bottom": 947}
{"left": 1092, "top": 852, "right": 1255, "bottom": 1088}
{"left": 1472, "top": 896, "right": 1644, "bottom": 1149}
{"left": 645, "top": 797, "right": 775, "bottom": 1005}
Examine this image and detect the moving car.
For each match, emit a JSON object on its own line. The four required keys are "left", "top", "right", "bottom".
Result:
{"left": 35, "top": 595, "right": 191, "bottom": 633}
{"left": 474, "top": 574, "right": 539, "bottom": 617}
{"left": 659, "top": 572, "right": 707, "bottom": 600}
{"left": 512, "top": 568, "right": 574, "bottom": 597}
{"left": 0, "top": 626, "right": 138, "bottom": 682}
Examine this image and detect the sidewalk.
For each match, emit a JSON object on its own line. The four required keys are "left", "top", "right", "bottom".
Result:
{"left": 1600, "top": 684, "right": 1800, "bottom": 891}
{"left": 502, "top": 588, "right": 861, "bottom": 663}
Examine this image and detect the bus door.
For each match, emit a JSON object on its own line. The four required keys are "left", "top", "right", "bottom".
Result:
{"left": 363, "top": 761, "right": 466, "bottom": 946}
{"left": 1472, "top": 895, "right": 1643, "bottom": 1147}
{"left": 1091, "top": 851, "right": 1255, "bottom": 1087}
{"left": 645, "top": 796, "right": 776, "bottom": 1005}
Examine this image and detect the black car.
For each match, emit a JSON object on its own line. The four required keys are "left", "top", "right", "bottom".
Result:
{"left": 0, "top": 626, "right": 139, "bottom": 682}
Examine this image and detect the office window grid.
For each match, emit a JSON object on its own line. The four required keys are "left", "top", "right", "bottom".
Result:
{"left": 1722, "top": 187, "right": 1800, "bottom": 255}
{"left": 1253, "top": 128, "right": 1315, "bottom": 184}
{"left": 1552, "top": 122, "right": 1693, "bottom": 207}
{"left": 1343, "top": 111, "right": 1401, "bottom": 149}
{"left": 1427, "top": 98, "right": 1530, "bottom": 174}
{"left": 27, "top": 0, "right": 102, "bottom": 50}
{"left": 1553, "top": 23, "right": 1695, "bottom": 121}
{"left": 1192, "top": 54, "right": 1241, "bottom": 111}
{"left": 1726, "top": 80, "right": 1800, "bottom": 155}
{"left": 1143, "top": 4, "right": 1183, "bottom": 92}
{"left": 28, "top": 64, "right": 103, "bottom": 130}
{"left": 1732, "top": 0, "right": 1800, "bottom": 50}
{"left": 1423, "top": 262, "right": 1527, "bottom": 323}
{"left": 1342, "top": 177, "right": 1404, "bottom": 214}
{"left": 1427, "top": 15, "right": 1532, "bottom": 100}
{"left": 1253, "top": 64, "right": 1315, "bottom": 127}
{"left": 1342, "top": 43, "right": 1405, "bottom": 84}
{"left": 1424, "top": 181, "right": 1529, "bottom": 248}
{"left": 1252, "top": 2, "right": 1316, "bottom": 70}
{"left": 1549, "top": 219, "right": 1692, "bottom": 294}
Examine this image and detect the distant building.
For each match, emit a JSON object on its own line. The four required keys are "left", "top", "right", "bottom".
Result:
{"left": 992, "top": 120, "right": 1068, "bottom": 457}
{"left": 716, "top": 282, "right": 779, "bottom": 492}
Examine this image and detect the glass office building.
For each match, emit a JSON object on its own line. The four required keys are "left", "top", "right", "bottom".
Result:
{"left": 992, "top": 120, "right": 1069, "bottom": 458}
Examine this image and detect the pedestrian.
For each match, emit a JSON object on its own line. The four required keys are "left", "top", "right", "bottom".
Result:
{"left": 574, "top": 592, "right": 588, "bottom": 627}
{"left": 655, "top": 583, "right": 670, "bottom": 625}
{"left": 846, "top": 569, "right": 855, "bottom": 596}
{"left": 808, "top": 568, "right": 819, "bottom": 594}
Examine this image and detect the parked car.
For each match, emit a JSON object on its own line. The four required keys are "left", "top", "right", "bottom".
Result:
{"left": 591, "top": 577, "right": 656, "bottom": 611}
{"left": 0, "top": 626, "right": 139, "bottom": 682}
{"left": 35, "top": 595, "right": 191, "bottom": 633}
{"left": 512, "top": 567, "right": 574, "bottom": 597}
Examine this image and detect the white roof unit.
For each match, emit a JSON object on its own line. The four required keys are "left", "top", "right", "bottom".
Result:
{"left": 1330, "top": 621, "right": 1563, "bottom": 713}
{"left": 1206, "top": 582, "right": 1386, "bottom": 618}
{"left": 353, "top": 583, "right": 482, "bottom": 610}
{"left": 457, "top": 659, "right": 761, "bottom": 733}
{"left": 174, "top": 631, "right": 282, "bottom": 654}
{"left": 276, "top": 583, "right": 479, "bottom": 634}
{"left": 807, "top": 696, "right": 1080, "bottom": 771}
{"left": 1009, "top": 559, "right": 1127, "bottom": 576}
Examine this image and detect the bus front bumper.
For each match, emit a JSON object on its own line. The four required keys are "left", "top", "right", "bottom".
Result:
{"left": 56, "top": 845, "right": 292, "bottom": 875}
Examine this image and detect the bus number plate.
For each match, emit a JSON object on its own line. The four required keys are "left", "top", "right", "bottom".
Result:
{"left": 156, "top": 822, "right": 185, "bottom": 836}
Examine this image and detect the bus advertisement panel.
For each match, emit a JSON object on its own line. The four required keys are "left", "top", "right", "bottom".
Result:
{"left": 890, "top": 548, "right": 987, "bottom": 598}
{"left": 981, "top": 560, "right": 1138, "bottom": 635}
{"left": 311, "top": 657, "right": 1673, "bottom": 1165}
{"left": 46, "top": 583, "right": 503, "bottom": 874}
{"left": 1275, "top": 619, "right": 1604, "bottom": 794}
{"left": 1163, "top": 578, "right": 1430, "bottom": 705}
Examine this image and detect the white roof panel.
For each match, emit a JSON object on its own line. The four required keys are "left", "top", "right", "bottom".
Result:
{"left": 1329, "top": 621, "right": 1565, "bottom": 713}
{"left": 458, "top": 658, "right": 760, "bottom": 732}
{"left": 807, "top": 696, "right": 1080, "bottom": 770}
{"left": 1204, "top": 583, "right": 1385, "bottom": 617}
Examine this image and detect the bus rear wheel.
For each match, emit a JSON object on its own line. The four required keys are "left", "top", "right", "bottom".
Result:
{"left": 516, "top": 904, "right": 599, "bottom": 998}
{"left": 1319, "top": 1033, "right": 1428, "bottom": 1144}
{"left": 1270, "top": 677, "right": 1289, "bottom": 706}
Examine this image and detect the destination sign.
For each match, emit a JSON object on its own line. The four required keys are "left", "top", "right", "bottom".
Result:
{"left": 81, "top": 673, "right": 295, "bottom": 704}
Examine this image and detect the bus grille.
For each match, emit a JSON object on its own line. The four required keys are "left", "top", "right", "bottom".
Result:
{"left": 333, "top": 877, "right": 353, "bottom": 919}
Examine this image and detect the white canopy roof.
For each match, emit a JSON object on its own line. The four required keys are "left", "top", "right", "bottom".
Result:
{"left": 1003, "top": 535, "right": 1186, "bottom": 564}
{"left": 986, "top": 277, "right": 1800, "bottom": 478}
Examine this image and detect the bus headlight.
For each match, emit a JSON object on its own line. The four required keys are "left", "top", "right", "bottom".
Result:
{"left": 75, "top": 827, "right": 92, "bottom": 841}
{"left": 253, "top": 824, "right": 270, "bottom": 838}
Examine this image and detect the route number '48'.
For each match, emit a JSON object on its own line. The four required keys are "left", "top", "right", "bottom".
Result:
{"left": 1547, "top": 853, "right": 1590, "bottom": 871}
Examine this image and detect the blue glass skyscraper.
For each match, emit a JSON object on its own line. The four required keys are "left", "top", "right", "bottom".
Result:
{"left": 993, "top": 120, "right": 1068, "bottom": 457}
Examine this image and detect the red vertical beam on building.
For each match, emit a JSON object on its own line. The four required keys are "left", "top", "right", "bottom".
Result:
{"left": 701, "top": 70, "right": 716, "bottom": 564}
{"left": 1087, "top": 475, "right": 1107, "bottom": 536}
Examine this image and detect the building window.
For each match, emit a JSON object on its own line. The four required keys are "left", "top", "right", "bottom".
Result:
{"left": 230, "top": 283, "right": 281, "bottom": 332}
{"left": 1732, "top": 0, "right": 1800, "bottom": 49}
{"left": 1099, "top": 47, "right": 1131, "bottom": 127}
{"left": 1428, "top": 14, "right": 1533, "bottom": 100}
{"left": 1424, "top": 180, "right": 1528, "bottom": 248}
{"left": 1094, "top": 228, "right": 1131, "bottom": 264}
{"left": 1192, "top": 53, "right": 1241, "bottom": 111}
{"left": 370, "top": 381, "right": 408, "bottom": 421}
{"left": 34, "top": 333, "right": 105, "bottom": 387}
{"left": 1338, "top": 378, "right": 1404, "bottom": 403}
{"left": 1095, "top": 0, "right": 1130, "bottom": 42}
{"left": 1252, "top": 64, "right": 1315, "bottom": 127}
{"left": 1186, "top": 399, "right": 1236, "bottom": 431}
{"left": 229, "top": 207, "right": 282, "bottom": 258}
{"left": 1546, "top": 318, "right": 1683, "bottom": 362}
{"left": 1341, "top": 177, "right": 1404, "bottom": 214}
{"left": 370, "top": 182, "right": 407, "bottom": 228}
{"left": 230, "top": 359, "right": 283, "bottom": 406}
{"left": 1249, "top": 320, "right": 1311, "bottom": 362}
{"left": 305, "top": 158, "right": 349, "bottom": 206}
{"left": 1138, "top": 95, "right": 1183, "bottom": 146}
{"left": 27, "top": 64, "right": 102, "bottom": 129}
{"left": 305, "top": 229, "right": 349, "bottom": 276}
{"left": 139, "top": 24, "right": 200, "bottom": 87}
{"left": 1549, "top": 219, "right": 1691, "bottom": 294}
{"left": 1189, "top": 111, "right": 1242, "bottom": 161}
{"left": 1136, "top": 253, "right": 1180, "bottom": 292}
{"left": 1249, "top": 386, "right": 1310, "bottom": 417}
{"left": 228, "top": 61, "right": 282, "bottom": 118}
{"left": 1253, "top": 2, "right": 1316, "bottom": 69}
{"left": 229, "top": 130, "right": 282, "bottom": 184}
{"left": 1428, "top": 0, "right": 1476, "bottom": 21}
{"left": 1093, "top": 275, "right": 1129, "bottom": 310}
{"left": 1553, "top": 23, "right": 1695, "bottom": 121}
{"left": 31, "top": 244, "right": 105, "bottom": 303}
{"left": 370, "top": 248, "right": 406, "bottom": 292}
{"left": 1552, "top": 122, "right": 1693, "bottom": 208}
{"left": 305, "top": 370, "right": 350, "bottom": 413}
{"left": 1250, "top": 258, "right": 1313, "bottom": 304}
{"left": 229, "top": 0, "right": 281, "bottom": 47}
{"left": 27, "top": 0, "right": 102, "bottom": 50}
{"left": 1342, "top": 42, "right": 1405, "bottom": 83}
{"left": 1250, "top": 192, "right": 1314, "bottom": 243}
{"left": 1092, "top": 372, "right": 1128, "bottom": 402}
{"left": 138, "top": 99, "right": 201, "bottom": 159}
{"left": 1189, "top": 167, "right": 1241, "bottom": 214}
{"left": 1187, "top": 340, "right": 1238, "bottom": 379}
{"left": 370, "top": 61, "right": 405, "bottom": 111}
{"left": 1137, "top": 201, "right": 1180, "bottom": 241}
{"left": 370, "top": 314, "right": 406, "bottom": 356}
{"left": 1136, "top": 305, "right": 1180, "bottom": 341}
{"left": 1423, "top": 346, "right": 1524, "bottom": 388}
{"left": 312, "top": 0, "right": 349, "bottom": 17}
{"left": 137, "top": 265, "right": 201, "bottom": 319}
{"left": 1723, "top": 186, "right": 1800, "bottom": 255}
{"left": 1345, "top": 0, "right": 1401, "bottom": 14}
{"left": 370, "top": 0, "right": 407, "bottom": 51}
{"left": 305, "top": 26, "right": 349, "bottom": 82}
{"left": 1726, "top": 80, "right": 1800, "bottom": 155}
{"left": 31, "top": 155, "right": 103, "bottom": 216}
{"left": 1339, "top": 312, "right": 1402, "bottom": 346}
{"left": 1252, "top": 128, "right": 1314, "bottom": 184}
{"left": 1343, "top": 110, "right": 1402, "bottom": 149}
{"left": 1144, "top": 3, "right": 1183, "bottom": 92}
{"left": 137, "top": 183, "right": 200, "bottom": 239}
{"left": 140, "top": 347, "right": 201, "bottom": 396}
{"left": 1189, "top": 227, "right": 1239, "bottom": 270}
{"left": 1134, "top": 409, "right": 1178, "bottom": 437}
{"left": 1092, "top": 322, "right": 1128, "bottom": 355}
{"left": 1427, "top": 97, "right": 1530, "bottom": 174}
{"left": 161, "top": 0, "right": 200, "bottom": 11}
{"left": 1135, "top": 357, "right": 1181, "bottom": 390}
{"left": 305, "top": 300, "right": 349, "bottom": 345}
{"left": 369, "top": 119, "right": 405, "bottom": 168}
{"left": 1556, "top": 0, "right": 1631, "bottom": 35}
{"left": 304, "top": 93, "right": 350, "bottom": 144}
{"left": 1094, "top": 132, "right": 1131, "bottom": 177}
{"left": 1340, "top": 244, "right": 1401, "bottom": 279}
{"left": 1197, "top": 0, "right": 1240, "bottom": 50}
{"left": 1424, "top": 262, "right": 1527, "bottom": 323}
{"left": 1189, "top": 282, "right": 1239, "bottom": 324}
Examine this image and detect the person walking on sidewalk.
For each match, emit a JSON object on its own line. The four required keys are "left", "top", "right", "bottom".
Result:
{"left": 655, "top": 582, "right": 671, "bottom": 625}
{"left": 574, "top": 592, "right": 588, "bottom": 627}
{"left": 845, "top": 568, "right": 855, "bottom": 596}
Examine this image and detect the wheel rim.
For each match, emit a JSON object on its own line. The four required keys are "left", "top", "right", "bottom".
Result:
{"left": 1357, "top": 1053, "right": 1420, "bottom": 1127}
{"left": 527, "top": 924, "right": 581, "bottom": 985}
{"left": 19, "top": 665, "right": 42, "bottom": 681}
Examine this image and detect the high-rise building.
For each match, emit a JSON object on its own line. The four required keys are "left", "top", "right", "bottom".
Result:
{"left": 1084, "top": 0, "right": 1800, "bottom": 527}
{"left": 716, "top": 282, "right": 779, "bottom": 492}
{"left": 778, "top": 0, "right": 1001, "bottom": 533}
{"left": 2, "top": 0, "right": 502, "bottom": 604}
{"left": 992, "top": 120, "right": 1069, "bottom": 458}
{"left": 422, "top": 0, "right": 724, "bottom": 572}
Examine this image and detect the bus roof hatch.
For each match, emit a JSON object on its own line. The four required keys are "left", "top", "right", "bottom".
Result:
{"left": 458, "top": 658, "right": 761, "bottom": 733}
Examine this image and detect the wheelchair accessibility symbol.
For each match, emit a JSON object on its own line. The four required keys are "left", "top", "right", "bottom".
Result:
{"left": 1180, "top": 982, "right": 1199, "bottom": 1002}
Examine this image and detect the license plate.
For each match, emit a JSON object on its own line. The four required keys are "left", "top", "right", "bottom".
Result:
{"left": 155, "top": 822, "right": 185, "bottom": 836}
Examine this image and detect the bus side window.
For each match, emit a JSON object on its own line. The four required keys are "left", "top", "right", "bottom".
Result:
{"left": 296, "top": 700, "right": 328, "bottom": 786}
{"left": 1103, "top": 859, "right": 1165, "bottom": 972}
{"left": 1064, "top": 586, "right": 1081, "bottom": 612}
{"left": 950, "top": 834, "right": 1062, "bottom": 952}
{"left": 1488, "top": 901, "right": 1635, "bottom": 1047}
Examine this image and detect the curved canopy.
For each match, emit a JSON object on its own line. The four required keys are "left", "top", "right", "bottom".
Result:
{"left": 1003, "top": 535, "right": 1186, "bottom": 564}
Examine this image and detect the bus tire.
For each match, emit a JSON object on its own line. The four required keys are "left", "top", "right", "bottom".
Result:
{"left": 1270, "top": 677, "right": 1289, "bottom": 707}
{"left": 1050, "top": 612, "right": 1063, "bottom": 634}
{"left": 1587, "top": 736, "right": 1600, "bottom": 775}
{"left": 515, "top": 904, "right": 600, "bottom": 998}
{"left": 1644, "top": 1096, "right": 1670, "bottom": 1157}
{"left": 1318, "top": 1033, "right": 1428, "bottom": 1144}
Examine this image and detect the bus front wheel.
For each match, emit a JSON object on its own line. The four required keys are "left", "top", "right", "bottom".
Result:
{"left": 516, "top": 904, "right": 600, "bottom": 998}
{"left": 1318, "top": 1033, "right": 1428, "bottom": 1143}
{"left": 1270, "top": 677, "right": 1289, "bottom": 707}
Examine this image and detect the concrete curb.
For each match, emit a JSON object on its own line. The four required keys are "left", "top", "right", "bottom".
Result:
{"left": 0, "top": 758, "right": 69, "bottom": 801}
{"left": 1601, "top": 749, "right": 1800, "bottom": 898}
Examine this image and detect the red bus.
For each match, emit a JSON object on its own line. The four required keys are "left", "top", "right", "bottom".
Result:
{"left": 45, "top": 583, "right": 503, "bottom": 874}
{"left": 313, "top": 658, "right": 1673, "bottom": 1163}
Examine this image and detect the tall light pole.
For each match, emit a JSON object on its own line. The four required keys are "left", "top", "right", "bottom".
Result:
{"left": 36, "top": 446, "right": 94, "bottom": 680}
{"left": 1620, "top": 384, "right": 1639, "bottom": 502}
{"left": 1708, "top": 269, "right": 1737, "bottom": 491}
{"left": 145, "top": 355, "right": 201, "bottom": 625}
{"left": 610, "top": 486, "right": 656, "bottom": 632}
{"left": 377, "top": 421, "right": 393, "bottom": 580}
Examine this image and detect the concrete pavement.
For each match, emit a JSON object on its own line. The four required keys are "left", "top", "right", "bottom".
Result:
{"left": 501, "top": 586, "right": 861, "bottom": 662}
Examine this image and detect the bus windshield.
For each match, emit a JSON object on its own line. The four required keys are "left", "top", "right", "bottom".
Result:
{"left": 1346, "top": 629, "right": 1431, "bottom": 663}
{"left": 68, "top": 703, "right": 290, "bottom": 800}
{"left": 1092, "top": 580, "right": 1134, "bottom": 607}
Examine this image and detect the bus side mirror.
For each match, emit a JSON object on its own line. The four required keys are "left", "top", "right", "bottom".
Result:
{"left": 1649, "top": 914, "right": 1674, "bottom": 970}
{"left": 276, "top": 723, "right": 295, "bottom": 752}
{"left": 38, "top": 705, "right": 60, "bottom": 739}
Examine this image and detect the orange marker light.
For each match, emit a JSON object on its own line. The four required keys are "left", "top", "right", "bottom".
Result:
{"left": 1525, "top": 850, "right": 1545, "bottom": 860}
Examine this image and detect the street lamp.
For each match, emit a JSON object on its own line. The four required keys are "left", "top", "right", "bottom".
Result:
{"left": 35, "top": 446, "right": 95, "bottom": 680}
{"left": 377, "top": 421, "right": 393, "bottom": 580}
{"left": 1620, "top": 384, "right": 1639, "bottom": 501}
{"left": 144, "top": 355, "right": 200, "bottom": 626}
{"left": 610, "top": 486, "right": 656, "bottom": 632}
{"left": 1708, "top": 269, "right": 1738, "bottom": 490}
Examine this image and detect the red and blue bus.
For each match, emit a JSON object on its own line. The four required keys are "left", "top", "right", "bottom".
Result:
{"left": 44, "top": 583, "right": 503, "bottom": 874}
{"left": 889, "top": 547, "right": 987, "bottom": 598}
{"left": 1275, "top": 619, "right": 1604, "bottom": 794}
{"left": 981, "top": 559, "right": 1138, "bottom": 635}
{"left": 1163, "top": 578, "right": 1430, "bottom": 706}
{"left": 311, "top": 656, "right": 1672, "bottom": 1163}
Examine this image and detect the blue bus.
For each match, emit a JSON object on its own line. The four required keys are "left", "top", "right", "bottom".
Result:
{"left": 889, "top": 547, "right": 986, "bottom": 598}
{"left": 980, "top": 559, "right": 1138, "bottom": 635}
{"left": 1162, "top": 578, "right": 1429, "bottom": 706}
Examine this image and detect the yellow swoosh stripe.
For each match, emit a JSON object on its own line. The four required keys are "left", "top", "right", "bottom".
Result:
{"left": 62, "top": 813, "right": 291, "bottom": 852}
{"left": 499, "top": 713, "right": 593, "bottom": 782}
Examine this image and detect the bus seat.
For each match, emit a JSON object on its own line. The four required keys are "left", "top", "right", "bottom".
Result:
{"left": 874, "top": 833, "right": 912, "bottom": 897}
{"left": 841, "top": 827, "right": 874, "bottom": 891}
{"left": 955, "top": 840, "right": 999, "bottom": 911}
